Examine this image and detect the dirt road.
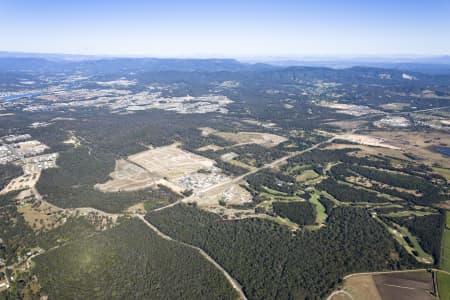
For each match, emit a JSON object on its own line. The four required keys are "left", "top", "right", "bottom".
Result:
{"left": 136, "top": 215, "right": 248, "bottom": 300}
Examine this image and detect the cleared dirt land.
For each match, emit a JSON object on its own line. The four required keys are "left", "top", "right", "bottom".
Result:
{"left": 184, "top": 181, "right": 252, "bottom": 208}
{"left": 371, "top": 130, "right": 450, "bottom": 168}
{"left": 199, "top": 127, "right": 287, "bottom": 148}
{"left": 336, "top": 133, "right": 400, "bottom": 150}
{"left": 95, "top": 159, "right": 159, "bottom": 192}
{"left": 330, "top": 274, "right": 381, "bottom": 300}
{"left": 330, "top": 271, "right": 434, "bottom": 300}
{"left": 129, "top": 143, "right": 215, "bottom": 180}
{"left": 215, "top": 131, "right": 287, "bottom": 147}
{"left": 373, "top": 272, "right": 434, "bottom": 300}
{"left": 97, "top": 143, "right": 228, "bottom": 195}
{"left": 1, "top": 172, "right": 40, "bottom": 194}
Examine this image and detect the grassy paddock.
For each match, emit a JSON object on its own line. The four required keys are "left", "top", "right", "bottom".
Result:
{"left": 437, "top": 271, "right": 450, "bottom": 300}
{"left": 441, "top": 211, "right": 450, "bottom": 272}
{"left": 309, "top": 191, "right": 327, "bottom": 225}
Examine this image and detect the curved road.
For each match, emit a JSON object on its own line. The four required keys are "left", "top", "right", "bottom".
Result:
{"left": 26, "top": 128, "right": 355, "bottom": 299}
{"left": 136, "top": 215, "right": 248, "bottom": 300}
{"left": 155, "top": 131, "right": 347, "bottom": 212}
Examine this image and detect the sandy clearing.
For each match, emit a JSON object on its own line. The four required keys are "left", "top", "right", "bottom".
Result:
{"left": 324, "top": 143, "right": 407, "bottom": 160}
{"left": 128, "top": 143, "right": 215, "bottom": 180}
{"left": 221, "top": 152, "right": 239, "bottom": 161}
{"left": 126, "top": 202, "right": 146, "bottom": 214}
{"left": 95, "top": 159, "right": 159, "bottom": 192}
{"left": 97, "top": 143, "right": 227, "bottom": 196}
{"left": 379, "top": 102, "right": 411, "bottom": 111}
{"left": 333, "top": 274, "right": 381, "bottom": 300}
{"left": 319, "top": 101, "right": 383, "bottom": 116}
{"left": 18, "top": 200, "right": 65, "bottom": 231}
{"left": 371, "top": 130, "right": 450, "bottom": 168}
{"left": 183, "top": 181, "right": 252, "bottom": 208}
{"left": 336, "top": 134, "right": 400, "bottom": 149}
{"left": 196, "top": 144, "right": 223, "bottom": 151}
{"left": 63, "top": 133, "right": 81, "bottom": 147}
{"left": 213, "top": 131, "right": 287, "bottom": 148}
{"left": 0, "top": 172, "right": 40, "bottom": 195}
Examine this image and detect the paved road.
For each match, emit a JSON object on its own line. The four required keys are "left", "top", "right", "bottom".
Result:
{"left": 355, "top": 105, "right": 450, "bottom": 120}
{"left": 154, "top": 131, "right": 348, "bottom": 212}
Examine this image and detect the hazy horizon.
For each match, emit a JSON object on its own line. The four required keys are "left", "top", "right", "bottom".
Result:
{"left": 1, "top": 0, "right": 450, "bottom": 57}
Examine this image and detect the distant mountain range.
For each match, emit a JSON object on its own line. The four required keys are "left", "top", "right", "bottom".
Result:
{"left": 1, "top": 51, "right": 450, "bottom": 74}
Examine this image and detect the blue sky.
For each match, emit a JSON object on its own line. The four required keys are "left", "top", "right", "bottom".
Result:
{"left": 0, "top": 0, "right": 449, "bottom": 57}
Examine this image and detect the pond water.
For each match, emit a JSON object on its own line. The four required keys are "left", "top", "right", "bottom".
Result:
{"left": 433, "top": 146, "right": 450, "bottom": 157}
{"left": 0, "top": 92, "right": 42, "bottom": 101}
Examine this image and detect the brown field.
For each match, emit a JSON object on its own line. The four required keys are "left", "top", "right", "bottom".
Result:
{"left": 336, "top": 134, "right": 400, "bottom": 149}
{"left": 379, "top": 102, "right": 411, "bottom": 111}
{"left": 324, "top": 143, "right": 404, "bottom": 158}
{"left": 199, "top": 127, "right": 217, "bottom": 136}
{"left": 125, "top": 202, "right": 146, "bottom": 214}
{"left": 18, "top": 200, "right": 65, "bottom": 231}
{"left": 1, "top": 172, "right": 40, "bottom": 195}
{"left": 212, "top": 131, "right": 287, "bottom": 147}
{"left": 373, "top": 271, "right": 434, "bottom": 300}
{"left": 63, "top": 133, "right": 81, "bottom": 147}
{"left": 128, "top": 143, "right": 215, "bottom": 180}
{"left": 196, "top": 144, "right": 223, "bottom": 151}
{"left": 97, "top": 143, "right": 224, "bottom": 195}
{"left": 339, "top": 274, "right": 381, "bottom": 300}
{"left": 95, "top": 159, "right": 159, "bottom": 192}
{"left": 220, "top": 152, "right": 239, "bottom": 161}
{"left": 15, "top": 140, "right": 49, "bottom": 154}
{"left": 330, "top": 271, "right": 434, "bottom": 300}
{"left": 184, "top": 181, "right": 252, "bottom": 208}
{"left": 371, "top": 130, "right": 450, "bottom": 168}
{"left": 198, "top": 127, "right": 287, "bottom": 148}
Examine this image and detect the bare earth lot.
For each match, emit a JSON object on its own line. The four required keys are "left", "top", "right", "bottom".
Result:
{"left": 128, "top": 143, "right": 215, "bottom": 180}
{"left": 97, "top": 143, "right": 231, "bottom": 196}
{"left": 371, "top": 130, "right": 450, "bottom": 168}
{"left": 95, "top": 159, "right": 159, "bottom": 192}
{"left": 373, "top": 272, "right": 434, "bottom": 300}
{"left": 329, "top": 271, "right": 434, "bottom": 300}
{"left": 336, "top": 133, "right": 400, "bottom": 149}
{"left": 199, "top": 127, "right": 287, "bottom": 148}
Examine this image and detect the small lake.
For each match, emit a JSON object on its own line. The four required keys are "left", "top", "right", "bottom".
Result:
{"left": 0, "top": 92, "right": 42, "bottom": 101}
{"left": 433, "top": 146, "right": 450, "bottom": 157}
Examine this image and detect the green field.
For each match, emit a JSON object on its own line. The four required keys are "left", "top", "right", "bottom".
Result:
{"left": 433, "top": 167, "right": 450, "bottom": 181}
{"left": 309, "top": 191, "right": 327, "bottom": 225}
{"left": 375, "top": 217, "right": 434, "bottom": 264}
{"left": 441, "top": 211, "right": 450, "bottom": 272}
{"left": 437, "top": 271, "right": 450, "bottom": 300}
{"left": 447, "top": 212, "right": 450, "bottom": 230}
{"left": 296, "top": 169, "right": 319, "bottom": 182}
{"left": 384, "top": 210, "right": 437, "bottom": 218}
